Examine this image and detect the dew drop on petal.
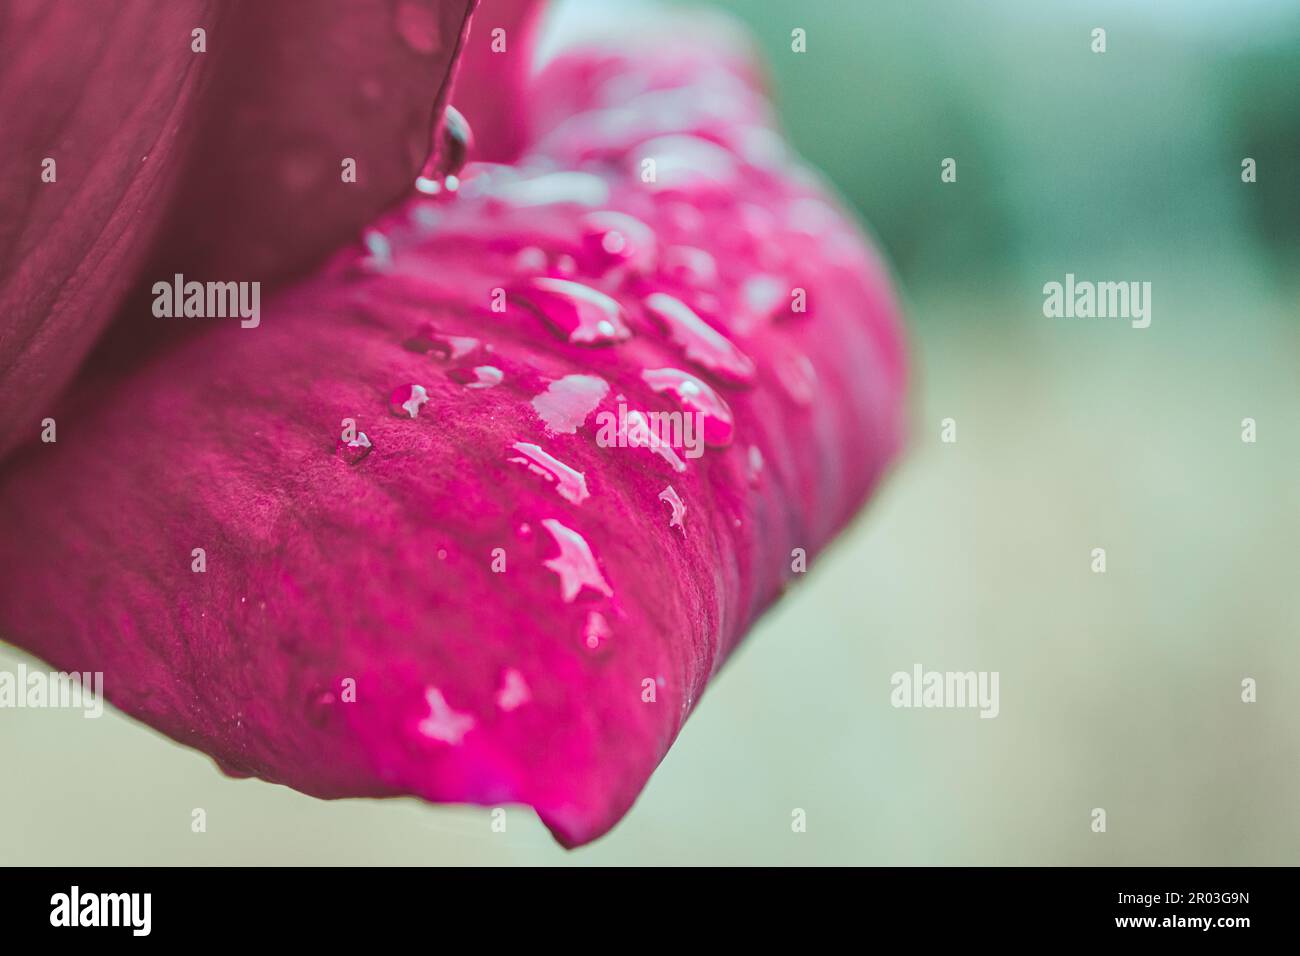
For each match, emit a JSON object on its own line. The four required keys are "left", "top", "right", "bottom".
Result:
{"left": 642, "top": 367, "right": 735, "bottom": 447}
{"left": 661, "top": 245, "right": 718, "bottom": 287}
{"left": 448, "top": 365, "right": 503, "bottom": 389}
{"left": 623, "top": 408, "right": 686, "bottom": 472}
{"left": 658, "top": 484, "right": 686, "bottom": 533}
{"left": 540, "top": 518, "right": 613, "bottom": 602}
{"left": 776, "top": 353, "right": 817, "bottom": 406}
{"left": 496, "top": 668, "right": 532, "bottom": 712}
{"left": 388, "top": 383, "right": 429, "bottom": 418}
{"left": 510, "top": 442, "right": 590, "bottom": 505}
{"left": 579, "top": 210, "right": 656, "bottom": 276}
{"left": 583, "top": 610, "right": 612, "bottom": 650}
{"left": 417, "top": 104, "right": 473, "bottom": 194}
{"left": 530, "top": 374, "right": 609, "bottom": 433}
{"left": 335, "top": 430, "right": 372, "bottom": 465}
{"left": 643, "top": 292, "right": 756, "bottom": 384}
{"left": 418, "top": 686, "right": 475, "bottom": 745}
{"left": 747, "top": 444, "right": 764, "bottom": 486}
{"left": 360, "top": 228, "right": 393, "bottom": 271}
{"left": 513, "top": 277, "right": 631, "bottom": 345}
{"left": 402, "top": 322, "right": 481, "bottom": 360}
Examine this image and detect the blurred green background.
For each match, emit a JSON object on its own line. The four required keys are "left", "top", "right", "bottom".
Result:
{"left": 2, "top": 0, "right": 1298, "bottom": 864}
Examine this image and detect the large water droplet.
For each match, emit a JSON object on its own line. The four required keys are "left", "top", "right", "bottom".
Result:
{"left": 336, "top": 430, "right": 373, "bottom": 465}
{"left": 643, "top": 292, "right": 756, "bottom": 384}
{"left": 658, "top": 485, "right": 686, "bottom": 533}
{"left": 531, "top": 374, "right": 609, "bottom": 434}
{"left": 510, "top": 442, "right": 590, "bottom": 505}
{"left": 416, "top": 104, "right": 473, "bottom": 195}
{"left": 491, "top": 170, "right": 609, "bottom": 208}
{"left": 540, "top": 518, "right": 613, "bottom": 602}
{"left": 448, "top": 365, "right": 503, "bottom": 389}
{"left": 388, "top": 383, "right": 429, "bottom": 418}
{"left": 513, "top": 277, "right": 631, "bottom": 346}
{"left": 641, "top": 367, "right": 735, "bottom": 447}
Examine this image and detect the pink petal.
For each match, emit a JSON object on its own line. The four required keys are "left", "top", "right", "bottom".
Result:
{"left": 0, "top": 2, "right": 906, "bottom": 847}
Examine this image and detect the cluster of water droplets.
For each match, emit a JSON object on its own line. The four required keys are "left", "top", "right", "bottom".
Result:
{"left": 337, "top": 93, "right": 825, "bottom": 682}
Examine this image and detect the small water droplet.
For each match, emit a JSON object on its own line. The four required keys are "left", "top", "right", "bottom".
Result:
{"left": 496, "top": 668, "right": 532, "bottom": 711}
{"left": 541, "top": 518, "right": 613, "bottom": 602}
{"left": 531, "top": 374, "right": 609, "bottom": 433}
{"left": 418, "top": 686, "right": 475, "bottom": 745}
{"left": 747, "top": 445, "right": 764, "bottom": 486}
{"left": 776, "top": 353, "right": 817, "bottom": 406}
{"left": 448, "top": 365, "right": 503, "bottom": 389}
{"left": 336, "top": 430, "right": 373, "bottom": 464}
{"left": 510, "top": 442, "right": 590, "bottom": 505}
{"left": 513, "top": 246, "right": 548, "bottom": 273}
{"left": 643, "top": 292, "right": 756, "bottom": 384}
{"left": 658, "top": 485, "right": 686, "bottom": 533}
{"left": 661, "top": 245, "right": 718, "bottom": 287}
{"left": 360, "top": 229, "right": 393, "bottom": 271}
{"left": 583, "top": 610, "right": 612, "bottom": 650}
{"left": 641, "top": 367, "right": 735, "bottom": 447}
{"left": 579, "top": 210, "right": 656, "bottom": 275}
{"left": 388, "top": 383, "right": 429, "bottom": 418}
{"left": 513, "top": 277, "right": 631, "bottom": 345}
{"left": 623, "top": 408, "right": 687, "bottom": 472}
{"left": 416, "top": 104, "right": 473, "bottom": 194}
{"left": 402, "top": 322, "right": 481, "bottom": 360}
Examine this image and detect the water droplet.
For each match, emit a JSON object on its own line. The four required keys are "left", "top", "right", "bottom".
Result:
{"left": 510, "top": 442, "right": 590, "bottom": 505}
{"left": 776, "top": 353, "right": 817, "bottom": 406}
{"left": 641, "top": 367, "right": 735, "bottom": 447}
{"left": 579, "top": 210, "right": 656, "bottom": 275}
{"left": 747, "top": 445, "right": 764, "bottom": 486}
{"left": 643, "top": 292, "right": 756, "bottom": 384}
{"left": 661, "top": 245, "right": 718, "bottom": 287}
{"left": 416, "top": 104, "right": 473, "bottom": 194}
{"left": 336, "top": 430, "right": 373, "bottom": 464}
{"left": 491, "top": 170, "right": 609, "bottom": 208}
{"left": 418, "top": 686, "right": 475, "bottom": 745}
{"left": 634, "top": 135, "right": 738, "bottom": 195}
{"left": 360, "top": 229, "right": 393, "bottom": 271}
{"left": 448, "top": 365, "right": 503, "bottom": 389}
{"left": 583, "top": 610, "right": 611, "bottom": 650}
{"left": 388, "top": 383, "right": 429, "bottom": 418}
{"left": 540, "top": 518, "right": 613, "bottom": 602}
{"left": 658, "top": 485, "right": 686, "bottom": 533}
{"left": 496, "top": 668, "right": 531, "bottom": 711}
{"left": 513, "top": 246, "right": 548, "bottom": 273}
{"left": 623, "top": 408, "right": 686, "bottom": 472}
{"left": 402, "top": 322, "right": 481, "bottom": 360}
{"left": 513, "top": 277, "right": 631, "bottom": 345}
{"left": 531, "top": 374, "right": 609, "bottom": 433}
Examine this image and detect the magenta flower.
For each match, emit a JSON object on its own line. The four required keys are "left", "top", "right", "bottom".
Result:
{"left": 0, "top": 0, "right": 906, "bottom": 847}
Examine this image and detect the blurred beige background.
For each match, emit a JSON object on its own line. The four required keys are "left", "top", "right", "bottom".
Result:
{"left": 3, "top": 0, "right": 1299, "bottom": 864}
